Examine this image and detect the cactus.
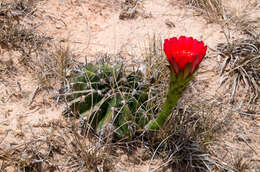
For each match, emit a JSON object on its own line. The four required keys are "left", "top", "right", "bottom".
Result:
{"left": 63, "top": 58, "right": 154, "bottom": 138}
{"left": 63, "top": 35, "right": 207, "bottom": 138}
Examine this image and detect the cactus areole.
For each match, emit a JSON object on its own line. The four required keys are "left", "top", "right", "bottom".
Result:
{"left": 145, "top": 36, "right": 207, "bottom": 130}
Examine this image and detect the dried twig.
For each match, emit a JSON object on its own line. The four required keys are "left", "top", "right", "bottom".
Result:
{"left": 27, "top": 85, "right": 40, "bottom": 106}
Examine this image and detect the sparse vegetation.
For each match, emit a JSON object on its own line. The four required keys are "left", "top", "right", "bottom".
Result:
{"left": 1, "top": 0, "right": 260, "bottom": 171}
{"left": 0, "top": 0, "right": 77, "bottom": 89}
{"left": 187, "top": 0, "right": 260, "bottom": 37}
{"left": 187, "top": 0, "right": 225, "bottom": 23}
{"left": 0, "top": 0, "right": 47, "bottom": 63}
{"left": 217, "top": 36, "right": 260, "bottom": 103}
{"left": 34, "top": 44, "right": 78, "bottom": 89}
{"left": 62, "top": 55, "right": 159, "bottom": 138}
{"left": 224, "top": 0, "right": 260, "bottom": 37}
{"left": 0, "top": 121, "right": 114, "bottom": 171}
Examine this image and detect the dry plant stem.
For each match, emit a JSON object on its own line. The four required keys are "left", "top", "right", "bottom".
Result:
{"left": 145, "top": 71, "right": 193, "bottom": 130}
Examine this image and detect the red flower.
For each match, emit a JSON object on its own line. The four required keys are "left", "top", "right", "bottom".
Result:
{"left": 164, "top": 36, "right": 207, "bottom": 75}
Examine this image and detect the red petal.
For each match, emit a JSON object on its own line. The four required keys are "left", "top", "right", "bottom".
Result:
{"left": 163, "top": 36, "right": 207, "bottom": 75}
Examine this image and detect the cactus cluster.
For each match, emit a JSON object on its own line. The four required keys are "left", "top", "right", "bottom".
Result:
{"left": 63, "top": 36, "right": 207, "bottom": 138}
{"left": 63, "top": 58, "right": 156, "bottom": 138}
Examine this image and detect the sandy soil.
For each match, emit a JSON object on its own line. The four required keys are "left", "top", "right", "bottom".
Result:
{"left": 0, "top": 0, "right": 260, "bottom": 171}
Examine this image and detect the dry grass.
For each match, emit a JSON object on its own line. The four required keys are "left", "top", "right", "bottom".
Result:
{"left": 0, "top": 0, "right": 78, "bottom": 89}
{"left": 187, "top": 0, "right": 260, "bottom": 38}
{"left": 223, "top": 0, "right": 260, "bottom": 38}
{"left": 0, "top": 2, "right": 111, "bottom": 170}
{"left": 217, "top": 36, "right": 260, "bottom": 104}
{"left": 232, "top": 155, "right": 251, "bottom": 172}
{"left": 0, "top": 0, "right": 47, "bottom": 59}
{"left": 141, "top": 101, "right": 227, "bottom": 171}
{"left": 0, "top": 120, "right": 114, "bottom": 171}
{"left": 142, "top": 35, "right": 169, "bottom": 116}
{"left": 186, "top": 0, "right": 225, "bottom": 23}
{"left": 34, "top": 43, "right": 79, "bottom": 89}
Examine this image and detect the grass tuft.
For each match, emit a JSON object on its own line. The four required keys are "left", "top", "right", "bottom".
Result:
{"left": 0, "top": 0, "right": 44, "bottom": 54}
{"left": 0, "top": 0, "right": 78, "bottom": 89}
{"left": 187, "top": 0, "right": 225, "bottom": 23}
{"left": 217, "top": 36, "right": 260, "bottom": 103}
{"left": 35, "top": 44, "right": 79, "bottom": 89}
{"left": 0, "top": 121, "right": 114, "bottom": 171}
{"left": 232, "top": 155, "right": 250, "bottom": 172}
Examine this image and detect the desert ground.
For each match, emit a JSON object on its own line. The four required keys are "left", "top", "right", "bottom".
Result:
{"left": 0, "top": 0, "right": 260, "bottom": 171}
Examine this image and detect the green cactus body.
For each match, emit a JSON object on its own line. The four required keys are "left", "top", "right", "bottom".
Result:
{"left": 82, "top": 96, "right": 108, "bottom": 129}
{"left": 96, "top": 96, "right": 117, "bottom": 131}
{"left": 116, "top": 99, "right": 133, "bottom": 137}
{"left": 63, "top": 59, "right": 194, "bottom": 137}
{"left": 63, "top": 60, "right": 154, "bottom": 137}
